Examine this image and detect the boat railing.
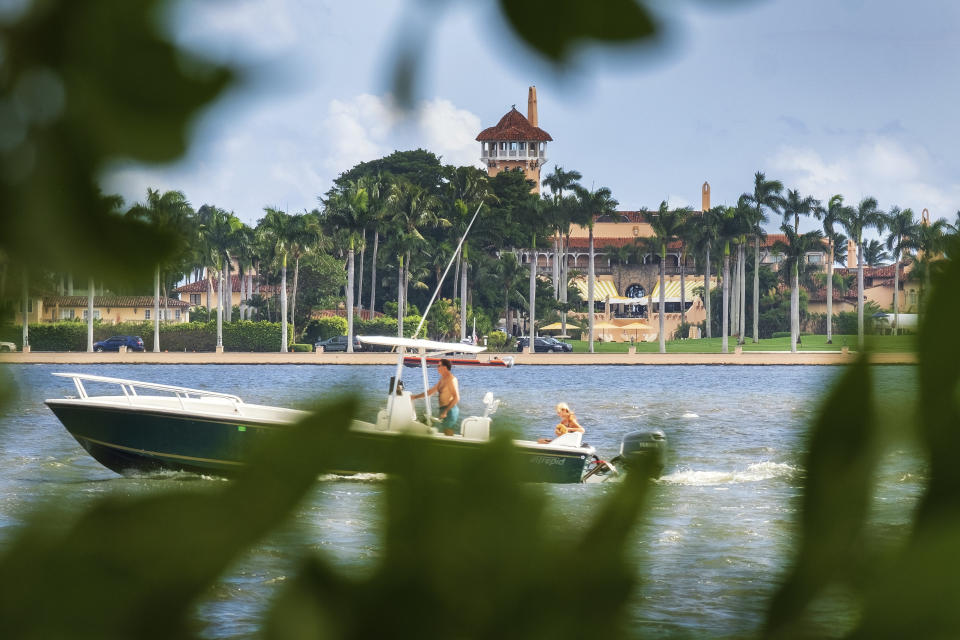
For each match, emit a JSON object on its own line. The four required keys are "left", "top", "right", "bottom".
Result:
{"left": 53, "top": 372, "right": 245, "bottom": 414}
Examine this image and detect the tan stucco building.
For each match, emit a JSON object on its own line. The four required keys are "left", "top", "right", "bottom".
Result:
{"left": 477, "top": 86, "right": 551, "bottom": 192}
{"left": 14, "top": 296, "right": 191, "bottom": 325}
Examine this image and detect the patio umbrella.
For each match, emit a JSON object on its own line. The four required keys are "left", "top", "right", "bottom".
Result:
{"left": 619, "top": 321, "right": 654, "bottom": 342}
{"left": 540, "top": 322, "right": 565, "bottom": 331}
{"left": 591, "top": 320, "right": 619, "bottom": 342}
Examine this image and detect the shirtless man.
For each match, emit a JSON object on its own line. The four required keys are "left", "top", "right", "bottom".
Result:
{"left": 411, "top": 358, "right": 460, "bottom": 436}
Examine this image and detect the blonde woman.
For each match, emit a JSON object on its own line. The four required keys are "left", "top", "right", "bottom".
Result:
{"left": 538, "top": 402, "right": 584, "bottom": 443}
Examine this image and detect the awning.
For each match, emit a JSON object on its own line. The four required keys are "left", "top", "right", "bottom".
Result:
{"left": 649, "top": 276, "right": 716, "bottom": 302}
{"left": 571, "top": 276, "right": 618, "bottom": 301}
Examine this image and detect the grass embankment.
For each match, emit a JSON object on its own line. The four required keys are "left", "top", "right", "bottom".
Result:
{"left": 562, "top": 334, "right": 916, "bottom": 354}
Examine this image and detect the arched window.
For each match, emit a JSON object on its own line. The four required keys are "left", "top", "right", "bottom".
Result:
{"left": 625, "top": 284, "right": 646, "bottom": 298}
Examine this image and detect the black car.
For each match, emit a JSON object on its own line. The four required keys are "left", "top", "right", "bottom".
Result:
{"left": 315, "top": 335, "right": 363, "bottom": 352}
{"left": 93, "top": 335, "right": 145, "bottom": 352}
{"left": 516, "top": 337, "right": 572, "bottom": 353}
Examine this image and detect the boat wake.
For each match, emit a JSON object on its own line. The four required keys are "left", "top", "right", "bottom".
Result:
{"left": 318, "top": 472, "right": 388, "bottom": 483}
{"left": 657, "top": 461, "right": 798, "bottom": 486}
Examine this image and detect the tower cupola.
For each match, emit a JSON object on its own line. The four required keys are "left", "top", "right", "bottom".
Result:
{"left": 476, "top": 86, "right": 552, "bottom": 192}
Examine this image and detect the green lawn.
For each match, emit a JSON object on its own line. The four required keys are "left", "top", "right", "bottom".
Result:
{"left": 563, "top": 334, "right": 916, "bottom": 353}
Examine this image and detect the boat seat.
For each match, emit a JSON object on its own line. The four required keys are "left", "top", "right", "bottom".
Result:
{"left": 550, "top": 431, "right": 583, "bottom": 447}
{"left": 376, "top": 391, "right": 419, "bottom": 430}
{"left": 460, "top": 416, "right": 490, "bottom": 440}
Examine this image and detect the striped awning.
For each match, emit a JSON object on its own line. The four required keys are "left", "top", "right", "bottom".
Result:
{"left": 571, "top": 276, "right": 619, "bottom": 301}
{"left": 649, "top": 277, "right": 716, "bottom": 303}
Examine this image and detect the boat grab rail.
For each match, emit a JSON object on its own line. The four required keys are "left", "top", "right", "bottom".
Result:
{"left": 52, "top": 372, "right": 245, "bottom": 414}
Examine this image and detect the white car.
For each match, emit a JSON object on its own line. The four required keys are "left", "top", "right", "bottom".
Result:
{"left": 0, "top": 341, "right": 16, "bottom": 352}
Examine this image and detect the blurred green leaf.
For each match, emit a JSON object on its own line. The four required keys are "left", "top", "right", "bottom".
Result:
{"left": 764, "top": 354, "right": 877, "bottom": 638}
{"left": 0, "top": 397, "right": 355, "bottom": 640}
{"left": 0, "top": 0, "right": 233, "bottom": 279}
{"left": 498, "top": 0, "right": 657, "bottom": 63}
{"left": 264, "top": 435, "right": 652, "bottom": 639}
{"left": 847, "top": 237, "right": 960, "bottom": 638}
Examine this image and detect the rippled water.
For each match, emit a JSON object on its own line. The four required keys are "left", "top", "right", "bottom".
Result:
{"left": 0, "top": 363, "right": 923, "bottom": 638}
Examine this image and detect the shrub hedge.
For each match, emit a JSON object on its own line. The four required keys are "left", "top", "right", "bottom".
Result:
{"left": 0, "top": 321, "right": 292, "bottom": 352}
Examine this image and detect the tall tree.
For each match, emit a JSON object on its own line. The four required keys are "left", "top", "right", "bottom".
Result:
{"left": 542, "top": 166, "right": 582, "bottom": 299}
{"left": 258, "top": 208, "right": 293, "bottom": 352}
{"left": 780, "top": 189, "right": 818, "bottom": 347}
{"left": 838, "top": 197, "right": 886, "bottom": 346}
{"left": 324, "top": 180, "right": 369, "bottom": 352}
{"left": 773, "top": 227, "right": 824, "bottom": 353}
{"left": 204, "top": 207, "right": 244, "bottom": 350}
{"left": 648, "top": 201, "right": 685, "bottom": 353}
{"left": 675, "top": 208, "right": 695, "bottom": 333}
{"left": 884, "top": 207, "right": 919, "bottom": 335}
{"left": 572, "top": 185, "right": 619, "bottom": 353}
{"left": 692, "top": 206, "right": 723, "bottom": 338}
{"left": 743, "top": 172, "right": 784, "bottom": 343}
{"left": 813, "top": 195, "right": 849, "bottom": 344}
{"left": 125, "top": 189, "right": 194, "bottom": 352}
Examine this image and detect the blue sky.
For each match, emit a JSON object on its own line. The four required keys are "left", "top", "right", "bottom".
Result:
{"left": 104, "top": 0, "right": 960, "bottom": 236}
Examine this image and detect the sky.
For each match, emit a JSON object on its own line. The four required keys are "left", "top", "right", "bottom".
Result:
{"left": 103, "top": 0, "right": 960, "bottom": 238}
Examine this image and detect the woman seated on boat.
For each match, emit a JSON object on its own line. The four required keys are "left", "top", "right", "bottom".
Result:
{"left": 538, "top": 402, "right": 584, "bottom": 444}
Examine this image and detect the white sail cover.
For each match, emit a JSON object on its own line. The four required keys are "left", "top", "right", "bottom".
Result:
{"left": 358, "top": 335, "right": 486, "bottom": 354}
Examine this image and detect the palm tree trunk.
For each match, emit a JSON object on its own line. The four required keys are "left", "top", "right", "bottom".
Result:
{"left": 87, "top": 277, "right": 94, "bottom": 352}
{"left": 224, "top": 259, "right": 232, "bottom": 323}
{"left": 528, "top": 246, "right": 536, "bottom": 354}
{"left": 680, "top": 251, "right": 687, "bottom": 334}
{"left": 153, "top": 265, "right": 160, "bottom": 352}
{"left": 722, "top": 248, "right": 730, "bottom": 354}
{"left": 403, "top": 250, "right": 410, "bottom": 319}
{"left": 892, "top": 257, "right": 900, "bottom": 337}
{"left": 460, "top": 251, "right": 468, "bottom": 342}
{"left": 206, "top": 272, "right": 213, "bottom": 316}
{"left": 397, "top": 256, "right": 404, "bottom": 337}
{"left": 730, "top": 248, "right": 739, "bottom": 338}
{"left": 504, "top": 286, "right": 510, "bottom": 338}
{"left": 217, "top": 270, "right": 224, "bottom": 348}
{"left": 826, "top": 242, "right": 834, "bottom": 343}
{"left": 791, "top": 263, "right": 799, "bottom": 353}
{"left": 753, "top": 235, "right": 760, "bottom": 343}
{"left": 358, "top": 231, "right": 365, "bottom": 312}
{"left": 560, "top": 235, "right": 568, "bottom": 335}
{"left": 705, "top": 244, "right": 712, "bottom": 339}
{"left": 280, "top": 255, "right": 288, "bottom": 352}
{"left": 588, "top": 226, "right": 596, "bottom": 353}
{"left": 659, "top": 247, "right": 666, "bottom": 353}
{"left": 857, "top": 239, "right": 864, "bottom": 348}
{"left": 290, "top": 255, "right": 300, "bottom": 340}
{"left": 346, "top": 244, "right": 355, "bottom": 353}
{"left": 21, "top": 271, "right": 28, "bottom": 350}
{"left": 369, "top": 231, "right": 379, "bottom": 314}
{"left": 452, "top": 252, "right": 460, "bottom": 303}
{"left": 738, "top": 244, "right": 746, "bottom": 344}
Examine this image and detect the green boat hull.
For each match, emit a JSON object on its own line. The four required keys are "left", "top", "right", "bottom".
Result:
{"left": 46, "top": 401, "right": 590, "bottom": 483}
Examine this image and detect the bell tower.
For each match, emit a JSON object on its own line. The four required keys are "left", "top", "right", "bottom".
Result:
{"left": 476, "top": 86, "right": 552, "bottom": 192}
{"left": 701, "top": 181, "right": 711, "bottom": 212}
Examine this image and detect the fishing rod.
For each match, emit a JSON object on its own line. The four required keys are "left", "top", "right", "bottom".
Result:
{"left": 412, "top": 202, "right": 484, "bottom": 339}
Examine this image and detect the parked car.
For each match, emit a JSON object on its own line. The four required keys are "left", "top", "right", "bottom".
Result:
{"left": 0, "top": 341, "right": 16, "bottom": 352}
{"left": 93, "top": 336, "right": 145, "bottom": 352}
{"left": 315, "top": 335, "right": 363, "bottom": 352}
{"left": 515, "top": 337, "right": 572, "bottom": 353}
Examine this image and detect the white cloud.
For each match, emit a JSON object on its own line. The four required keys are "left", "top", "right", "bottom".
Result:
{"left": 417, "top": 98, "right": 482, "bottom": 167}
{"left": 768, "top": 136, "right": 960, "bottom": 220}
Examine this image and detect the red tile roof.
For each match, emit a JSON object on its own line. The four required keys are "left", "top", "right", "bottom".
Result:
{"left": 42, "top": 296, "right": 190, "bottom": 308}
{"left": 476, "top": 107, "right": 553, "bottom": 142}
{"left": 174, "top": 275, "right": 278, "bottom": 294}
{"left": 835, "top": 264, "right": 908, "bottom": 279}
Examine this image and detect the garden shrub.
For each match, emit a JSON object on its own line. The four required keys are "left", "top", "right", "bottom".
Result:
{"left": 291, "top": 343, "right": 312, "bottom": 352}
{"left": 302, "top": 317, "right": 347, "bottom": 343}
{"left": 485, "top": 331, "right": 509, "bottom": 352}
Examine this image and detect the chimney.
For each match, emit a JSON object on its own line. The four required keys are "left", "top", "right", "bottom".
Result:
{"left": 847, "top": 238, "right": 857, "bottom": 269}
{"left": 527, "top": 86, "right": 538, "bottom": 127}
{"left": 701, "top": 181, "right": 710, "bottom": 212}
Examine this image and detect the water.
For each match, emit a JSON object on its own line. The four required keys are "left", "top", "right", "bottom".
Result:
{"left": 0, "top": 363, "right": 923, "bottom": 638}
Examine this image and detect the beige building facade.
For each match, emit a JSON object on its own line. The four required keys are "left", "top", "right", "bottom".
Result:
{"left": 14, "top": 296, "right": 191, "bottom": 325}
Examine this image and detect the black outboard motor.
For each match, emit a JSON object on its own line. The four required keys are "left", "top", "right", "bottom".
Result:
{"left": 611, "top": 429, "right": 667, "bottom": 478}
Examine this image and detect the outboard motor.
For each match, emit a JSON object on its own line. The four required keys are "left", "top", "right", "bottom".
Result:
{"left": 611, "top": 429, "right": 667, "bottom": 478}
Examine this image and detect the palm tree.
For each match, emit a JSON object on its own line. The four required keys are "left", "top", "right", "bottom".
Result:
{"left": 203, "top": 207, "right": 243, "bottom": 349}
{"left": 387, "top": 181, "right": 444, "bottom": 337}
{"left": 861, "top": 239, "right": 890, "bottom": 266}
{"left": 126, "top": 189, "right": 193, "bottom": 352}
{"left": 716, "top": 206, "right": 745, "bottom": 354}
{"left": 780, "top": 188, "right": 818, "bottom": 347}
{"left": 743, "top": 172, "right": 784, "bottom": 343}
{"left": 648, "top": 201, "right": 685, "bottom": 353}
{"left": 813, "top": 195, "right": 849, "bottom": 343}
{"left": 572, "top": 185, "right": 619, "bottom": 353}
{"left": 911, "top": 217, "right": 949, "bottom": 314}
{"left": 257, "top": 208, "right": 293, "bottom": 351}
{"left": 325, "top": 180, "right": 368, "bottom": 352}
{"left": 542, "top": 166, "right": 582, "bottom": 299}
{"left": 674, "top": 208, "right": 695, "bottom": 333}
{"left": 884, "top": 207, "right": 919, "bottom": 336}
{"left": 495, "top": 252, "right": 525, "bottom": 336}
{"left": 692, "top": 206, "right": 722, "bottom": 338}
{"left": 773, "top": 226, "right": 824, "bottom": 352}
{"left": 838, "top": 197, "right": 886, "bottom": 346}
